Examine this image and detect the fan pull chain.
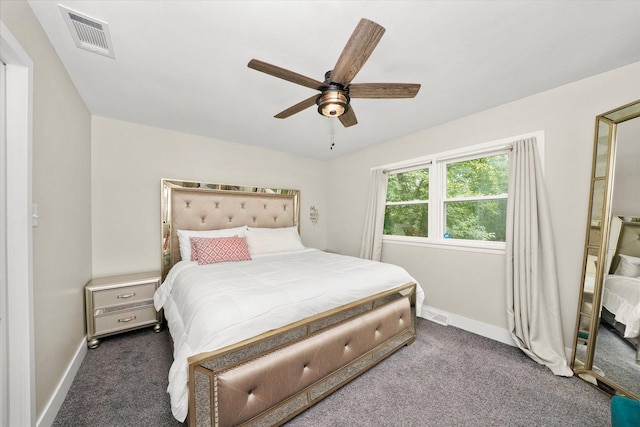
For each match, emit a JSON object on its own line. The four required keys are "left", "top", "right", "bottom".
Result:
{"left": 330, "top": 120, "right": 336, "bottom": 150}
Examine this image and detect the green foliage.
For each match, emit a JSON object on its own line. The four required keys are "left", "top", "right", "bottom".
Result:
{"left": 384, "top": 203, "right": 428, "bottom": 237}
{"left": 384, "top": 154, "right": 508, "bottom": 242}
{"left": 384, "top": 169, "right": 429, "bottom": 236}
{"left": 386, "top": 169, "right": 429, "bottom": 202}
{"left": 447, "top": 155, "right": 508, "bottom": 198}
{"left": 445, "top": 200, "right": 507, "bottom": 241}
{"left": 444, "top": 155, "right": 508, "bottom": 242}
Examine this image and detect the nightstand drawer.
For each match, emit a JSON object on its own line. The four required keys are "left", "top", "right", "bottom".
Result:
{"left": 94, "top": 305, "right": 158, "bottom": 336}
{"left": 93, "top": 282, "right": 157, "bottom": 308}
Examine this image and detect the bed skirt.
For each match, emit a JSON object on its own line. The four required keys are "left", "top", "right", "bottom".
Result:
{"left": 186, "top": 283, "right": 417, "bottom": 426}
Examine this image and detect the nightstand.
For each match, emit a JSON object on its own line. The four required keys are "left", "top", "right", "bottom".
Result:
{"left": 85, "top": 271, "right": 162, "bottom": 348}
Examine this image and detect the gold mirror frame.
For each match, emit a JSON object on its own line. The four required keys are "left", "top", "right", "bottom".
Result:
{"left": 160, "top": 179, "right": 300, "bottom": 280}
{"left": 571, "top": 100, "right": 640, "bottom": 399}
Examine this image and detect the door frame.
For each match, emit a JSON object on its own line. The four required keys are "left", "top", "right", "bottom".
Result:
{"left": 0, "top": 20, "right": 36, "bottom": 426}
{"left": 0, "top": 56, "right": 7, "bottom": 427}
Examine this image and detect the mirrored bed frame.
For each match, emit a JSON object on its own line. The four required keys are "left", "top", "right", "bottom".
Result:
{"left": 603, "top": 218, "right": 640, "bottom": 362}
{"left": 160, "top": 179, "right": 418, "bottom": 426}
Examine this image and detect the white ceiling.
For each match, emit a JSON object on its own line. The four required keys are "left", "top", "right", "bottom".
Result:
{"left": 28, "top": 1, "right": 640, "bottom": 160}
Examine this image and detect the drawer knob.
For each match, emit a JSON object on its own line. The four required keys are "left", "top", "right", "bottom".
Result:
{"left": 117, "top": 292, "right": 136, "bottom": 299}
{"left": 118, "top": 316, "right": 137, "bottom": 323}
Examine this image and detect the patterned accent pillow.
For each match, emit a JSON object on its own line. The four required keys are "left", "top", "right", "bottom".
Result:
{"left": 178, "top": 226, "right": 247, "bottom": 261}
{"left": 191, "top": 236, "right": 252, "bottom": 265}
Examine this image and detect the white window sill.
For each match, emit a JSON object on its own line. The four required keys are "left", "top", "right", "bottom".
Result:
{"left": 382, "top": 235, "right": 506, "bottom": 255}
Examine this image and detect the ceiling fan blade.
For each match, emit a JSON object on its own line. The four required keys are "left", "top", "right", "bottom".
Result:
{"left": 339, "top": 107, "right": 358, "bottom": 127}
{"left": 274, "top": 94, "right": 319, "bottom": 119}
{"left": 330, "top": 19, "right": 386, "bottom": 86}
{"left": 248, "top": 59, "right": 327, "bottom": 91}
{"left": 349, "top": 83, "right": 421, "bottom": 99}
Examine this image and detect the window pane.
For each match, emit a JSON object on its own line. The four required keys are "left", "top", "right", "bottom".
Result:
{"left": 386, "top": 169, "right": 429, "bottom": 202}
{"left": 446, "top": 154, "right": 508, "bottom": 198}
{"left": 384, "top": 203, "right": 428, "bottom": 237}
{"left": 444, "top": 199, "right": 507, "bottom": 241}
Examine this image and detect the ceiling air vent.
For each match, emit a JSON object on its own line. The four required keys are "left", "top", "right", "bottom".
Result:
{"left": 59, "top": 5, "right": 115, "bottom": 58}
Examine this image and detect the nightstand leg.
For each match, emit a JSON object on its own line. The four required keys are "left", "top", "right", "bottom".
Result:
{"left": 87, "top": 338, "right": 100, "bottom": 349}
{"left": 153, "top": 323, "right": 161, "bottom": 333}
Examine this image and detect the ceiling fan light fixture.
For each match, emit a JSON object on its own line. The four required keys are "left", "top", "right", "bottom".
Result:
{"left": 317, "top": 90, "right": 349, "bottom": 118}
{"left": 249, "top": 18, "right": 420, "bottom": 128}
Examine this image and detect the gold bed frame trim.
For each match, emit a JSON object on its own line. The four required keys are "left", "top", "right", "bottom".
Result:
{"left": 188, "top": 282, "right": 416, "bottom": 366}
{"left": 188, "top": 283, "right": 417, "bottom": 427}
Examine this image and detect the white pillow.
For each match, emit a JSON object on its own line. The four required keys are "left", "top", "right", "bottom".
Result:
{"left": 245, "top": 226, "right": 304, "bottom": 256}
{"left": 177, "top": 226, "right": 247, "bottom": 261}
{"left": 614, "top": 254, "right": 640, "bottom": 278}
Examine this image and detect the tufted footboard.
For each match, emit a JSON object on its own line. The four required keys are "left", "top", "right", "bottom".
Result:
{"left": 187, "top": 283, "right": 417, "bottom": 427}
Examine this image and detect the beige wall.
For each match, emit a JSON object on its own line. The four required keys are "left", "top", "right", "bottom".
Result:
{"left": 1, "top": 0, "right": 92, "bottom": 420}
{"left": 91, "top": 117, "right": 328, "bottom": 277}
{"left": 326, "top": 62, "right": 640, "bottom": 346}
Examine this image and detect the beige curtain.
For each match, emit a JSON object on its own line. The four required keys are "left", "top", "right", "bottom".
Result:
{"left": 360, "top": 168, "right": 388, "bottom": 261}
{"left": 506, "top": 137, "right": 573, "bottom": 376}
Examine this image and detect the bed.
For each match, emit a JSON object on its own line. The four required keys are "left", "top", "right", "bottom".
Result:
{"left": 155, "top": 179, "right": 425, "bottom": 426}
{"left": 603, "top": 218, "right": 640, "bottom": 362}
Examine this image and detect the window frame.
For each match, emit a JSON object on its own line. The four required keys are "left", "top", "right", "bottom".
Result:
{"left": 383, "top": 163, "right": 431, "bottom": 238}
{"left": 380, "top": 131, "right": 544, "bottom": 254}
{"left": 439, "top": 150, "right": 509, "bottom": 246}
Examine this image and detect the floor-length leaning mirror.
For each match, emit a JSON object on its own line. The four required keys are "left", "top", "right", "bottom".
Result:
{"left": 571, "top": 100, "right": 640, "bottom": 400}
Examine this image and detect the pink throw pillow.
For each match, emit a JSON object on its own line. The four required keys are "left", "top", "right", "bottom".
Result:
{"left": 191, "top": 236, "right": 252, "bottom": 265}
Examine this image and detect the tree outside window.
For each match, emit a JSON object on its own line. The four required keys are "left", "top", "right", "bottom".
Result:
{"left": 383, "top": 168, "right": 429, "bottom": 237}
{"left": 444, "top": 154, "right": 508, "bottom": 242}
{"left": 382, "top": 152, "right": 509, "bottom": 243}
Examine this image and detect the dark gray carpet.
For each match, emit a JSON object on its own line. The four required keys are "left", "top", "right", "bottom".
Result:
{"left": 54, "top": 319, "right": 612, "bottom": 426}
{"left": 52, "top": 327, "right": 182, "bottom": 427}
{"left": 593, "top": 324, "right": 640, "bottom": 397}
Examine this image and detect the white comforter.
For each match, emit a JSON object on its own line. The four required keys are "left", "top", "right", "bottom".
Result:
{"left": 603, "top": 274, "right": 640, "bottom": 339}
{"left": 154, "top": 248, "right": 424, "bottom": 422}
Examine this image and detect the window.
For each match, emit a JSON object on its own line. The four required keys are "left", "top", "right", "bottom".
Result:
{"left": 384, "top": 167, "right": 430, "bottom": 237}
{"left": 443, "top": 154, "right": 508, "bottom": 242}
{"left": 380, "top": 134, "right": 533, "bottom": 250}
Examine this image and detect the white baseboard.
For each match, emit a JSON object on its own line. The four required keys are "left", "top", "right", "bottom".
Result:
{"left": 419, "top": 304, "right": 517, "bottom": 347}
{"left": 36, "top": 337, "right": 87, "bottom": 427}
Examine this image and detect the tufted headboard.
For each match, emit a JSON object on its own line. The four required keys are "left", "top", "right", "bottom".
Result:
{"left": 609, "top": 217, "right": 640, "bottom": 274}
{"left": 161, "top": 179, "right": 300, "bottom": 280}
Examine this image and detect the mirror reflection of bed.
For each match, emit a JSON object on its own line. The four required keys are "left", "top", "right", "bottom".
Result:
{"left": 593, "top": 217, "right": 640, "bottom": 395}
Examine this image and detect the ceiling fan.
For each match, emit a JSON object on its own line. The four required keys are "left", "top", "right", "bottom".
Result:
{"left": 247, "top": 18, "right": 421, "bottom": 128}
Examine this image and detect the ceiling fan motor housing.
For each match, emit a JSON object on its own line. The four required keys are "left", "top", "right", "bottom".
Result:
{"left": 317, "top": 84, "right": 350, "bottom": 117}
